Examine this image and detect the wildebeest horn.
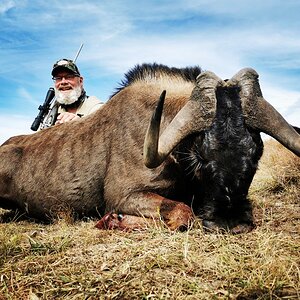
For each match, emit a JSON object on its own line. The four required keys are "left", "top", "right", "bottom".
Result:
{"left": 144, "top": 71, "right": 222, "bottom": 168}
{"left": 231, "top": 68, "right": 300, "bottom": 157}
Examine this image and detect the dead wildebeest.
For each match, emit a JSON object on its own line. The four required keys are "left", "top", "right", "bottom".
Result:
{"left": 0, "top": 64, "right": 299, "bottom": 233}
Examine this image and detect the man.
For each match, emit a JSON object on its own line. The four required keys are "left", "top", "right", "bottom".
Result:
{"left": 41, "top": 58, "right": 103, "bottom": 128}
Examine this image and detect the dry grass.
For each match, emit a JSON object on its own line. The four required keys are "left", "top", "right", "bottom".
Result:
{"left": 0, "top": 139, "right": 299, "bottom": 299}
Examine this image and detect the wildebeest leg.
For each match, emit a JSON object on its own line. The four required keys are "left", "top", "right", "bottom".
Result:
{"left": 96, "top": 192, "right": 194, "bottom": 231}
{"left": 95, "top": 213, "right": 157, "bottom": 231}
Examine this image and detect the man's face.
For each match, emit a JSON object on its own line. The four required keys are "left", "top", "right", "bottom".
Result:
{"left": 53, "top": 71, "right": 83, "bottom": 105}
{"left": 54, "top": 71, "right": 83, "bottom": 92}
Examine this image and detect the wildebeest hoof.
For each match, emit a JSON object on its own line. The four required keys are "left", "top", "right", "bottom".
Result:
{"left": 95, "top": 213, "right": 123, "bottom": 230}
{"left": 165, "top": 203, "right": 194, "bottom": 231}
{"left": 95, "top": 213, "right": 156, "bottom": 231}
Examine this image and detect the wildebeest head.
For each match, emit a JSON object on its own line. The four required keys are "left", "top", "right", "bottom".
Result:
{"left": 144, "top": 68, "right": 300, "bottom": 232}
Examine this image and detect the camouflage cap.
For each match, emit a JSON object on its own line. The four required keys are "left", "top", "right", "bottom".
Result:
{"left": 51, "top": 59, "right": 81, "bottom": 76}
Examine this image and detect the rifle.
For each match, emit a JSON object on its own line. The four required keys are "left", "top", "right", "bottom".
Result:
{"left": 30, "top": 44, "right": 84, "bottom": 131}
{"left": 30, "top": 87, "right": 55, "bottom": 131}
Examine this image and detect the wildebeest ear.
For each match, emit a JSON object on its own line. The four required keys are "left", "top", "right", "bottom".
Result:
{"left": 292, "top": 126, "right": 300, "bottom": 134}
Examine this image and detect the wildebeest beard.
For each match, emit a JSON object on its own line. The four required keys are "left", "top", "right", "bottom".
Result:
{"left": 174, "top": 85, "right": 264, "bottom": 231}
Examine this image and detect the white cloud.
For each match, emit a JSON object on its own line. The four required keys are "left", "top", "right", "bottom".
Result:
{"left": 0, "top": 0, "right": 15, "bottom": 14}
{"left": 261, "top": 85, "right": 300, "bottom": 127}
{"left": 1, "top": 0, "right": 300, "bottom": 144}
{"left": 0, "top": 114, "right": 32, "bottom": 145}
{"left": 18, "top": 87, "right": 40, "bottom": 106}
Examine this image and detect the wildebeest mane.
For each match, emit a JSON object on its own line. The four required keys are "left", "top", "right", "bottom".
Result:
{"left": 111, "top": 63, "right": 202, "bottom": 98}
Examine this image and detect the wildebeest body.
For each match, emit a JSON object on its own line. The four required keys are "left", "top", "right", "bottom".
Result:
{"left": 1, "top": 63, "right": 300, "bottom": 232}
{"left": 0, "top": 65, "right": 199, "bottom": 226}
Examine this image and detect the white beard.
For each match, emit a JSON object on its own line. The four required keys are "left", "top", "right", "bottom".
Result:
{"left": 55, "top": 86, "right": 82, "bottom": 105}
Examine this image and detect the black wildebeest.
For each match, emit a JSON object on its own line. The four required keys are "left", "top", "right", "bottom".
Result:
{"left": 0, "top": 64, "right": 299, "bottom": 233}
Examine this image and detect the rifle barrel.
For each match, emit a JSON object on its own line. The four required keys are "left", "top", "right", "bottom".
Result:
{"left": 73, "top": 43, "right": 84, "bottom": 63}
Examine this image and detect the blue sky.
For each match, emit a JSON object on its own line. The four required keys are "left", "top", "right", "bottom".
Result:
{"left": 1, "top": 0, "right": 300, "bottom": 144}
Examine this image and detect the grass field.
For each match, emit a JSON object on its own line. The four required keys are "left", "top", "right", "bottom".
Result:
{"left": 0, "top": 140, "right": 299, "bottom": 299}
